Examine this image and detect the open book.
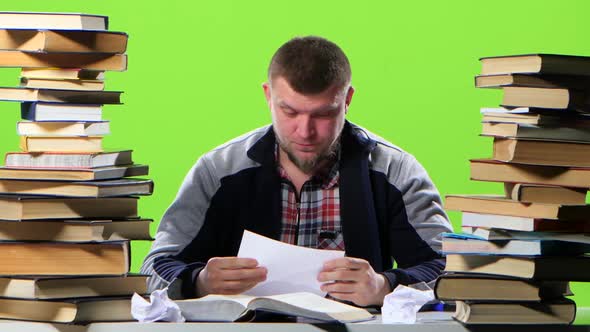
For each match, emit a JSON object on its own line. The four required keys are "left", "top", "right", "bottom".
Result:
{"left": 175, "top": 292, "right": 373, "bottom": 323}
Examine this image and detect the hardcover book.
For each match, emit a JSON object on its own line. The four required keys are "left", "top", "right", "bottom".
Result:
{"left": 0, "top": 12, "right": 108, "bottom": 30}
{"left": 0, "top": 51, "right": 126, "bottom": 71}
{"left": 0, "top": 178, "right": 153, "bottom": 197}
{"left": 480, "top": 54, "right": 590, "bottom": 76}
{"left": 0, "top": 29, "right": 127, "bottom": 53}
{"left": 445, "top": 254, "right": 590, "bottom": 280}
{"left": 175, "top": 292, "right": 373, "bottom": 323}
{"left": 0, "top": 219, "right": 152, "bottom": 242}
{"left": 470, "top": 158, "right": 590, "bottom": 188}
{"left": 0, "top": 274, "right": 147, "bottom": 299}
{"left": 0, "top": 164, "right": 148, "bottom": 181}
{"left": 0, "top": 195, "right": 137, "bottom": 220}
{"left": 454, "top": 299, "right": 576, "bottom": 325}
{"left": 0, "top": 297, "right": 135, "bottom": 323}
{"left": 0, "top": 241, "right": 130, "bottom": 275}
{"left": 435, "top": 273, "right": 570, "bottom": 301}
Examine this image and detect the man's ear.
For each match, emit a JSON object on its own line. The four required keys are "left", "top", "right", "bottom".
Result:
{"left": 262, "top": 82, "right": 271, "bottom": 106}
{"left": 345, "top": 86, "right": 355, "bottom": 114}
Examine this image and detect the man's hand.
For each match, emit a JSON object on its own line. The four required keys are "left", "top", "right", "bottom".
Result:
{"left": 196, "top": 257, "right": 267, "bottom": 296}
{"left": 318, "top": 257, "right": 391, "bottom": 306}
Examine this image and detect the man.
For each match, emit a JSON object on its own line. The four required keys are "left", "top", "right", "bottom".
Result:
{"left": 141, "top": 36, "right": 452, "bottom": 307}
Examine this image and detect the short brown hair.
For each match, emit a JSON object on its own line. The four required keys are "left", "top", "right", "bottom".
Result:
{"left": 268, "top": 36, "right": 351, "bottom": 94}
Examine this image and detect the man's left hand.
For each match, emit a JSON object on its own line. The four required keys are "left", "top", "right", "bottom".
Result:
{"left": 318, "top": 257, "right": 391, "bottom": 307}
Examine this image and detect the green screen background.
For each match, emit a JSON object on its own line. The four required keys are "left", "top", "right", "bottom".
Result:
{"left": 0, "top": 0, "right": 588, "bottom": 307}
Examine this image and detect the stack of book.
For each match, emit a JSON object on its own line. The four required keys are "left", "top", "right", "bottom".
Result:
{"left": 438, "top": 54, "right": 590, "bottom": 325}
{"left": 0, "top": 12, "right": 152, "bottom": 324}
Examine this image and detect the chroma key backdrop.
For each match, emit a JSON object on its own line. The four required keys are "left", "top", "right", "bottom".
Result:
{"left": 0, "top": 0, "right": 588, "bottom": 308}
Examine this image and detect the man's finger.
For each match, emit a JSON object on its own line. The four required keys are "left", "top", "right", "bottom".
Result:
{"left": 218, "top": 267, "right": 267, "bottom": 282}
{"left": 322, "top": 257, "right": 367, "bottom": 271}
{"left": 321, "top": 281, "right": 356, "bottom": 294}
{"left": 317, "top": 269, "right": 359, "bottom": 283}
{"left": 209, "top": 257, "right": 259, "bottom": 269}
{"left": 214, "top": 280, "right": 261, "bottom": 294}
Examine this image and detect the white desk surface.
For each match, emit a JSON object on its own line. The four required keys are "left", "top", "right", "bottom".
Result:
{"left": 0, "top": 311, "right": 589, "bottom": 332}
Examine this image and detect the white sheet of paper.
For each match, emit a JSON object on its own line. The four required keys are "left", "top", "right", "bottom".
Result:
{"left": 237, "top": 230, "right": 345, "bottom": 296}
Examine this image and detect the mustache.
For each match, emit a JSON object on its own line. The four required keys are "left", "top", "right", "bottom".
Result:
{"left": 274, "top": 132, "right": 341, "bottom": 173}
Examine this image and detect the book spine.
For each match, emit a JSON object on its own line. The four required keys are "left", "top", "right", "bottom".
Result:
{"left": 20, "top": 102, "right": 35, "bottom": 121}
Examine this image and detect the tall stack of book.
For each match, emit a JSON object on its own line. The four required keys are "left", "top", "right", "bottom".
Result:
{"left": 0, "top": 12, "right": 152, "bottom": 324}
{"left": 437, "top": 54, "right": 590, "bottom": 325}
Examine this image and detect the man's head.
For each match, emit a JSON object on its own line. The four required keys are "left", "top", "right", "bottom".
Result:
{"left": 263, "top": 36, "right": 354, "bottom": 174}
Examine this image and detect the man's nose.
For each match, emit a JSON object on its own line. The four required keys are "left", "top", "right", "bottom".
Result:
{"left": 296, "top": 114, "right": 315, "bottom": 138}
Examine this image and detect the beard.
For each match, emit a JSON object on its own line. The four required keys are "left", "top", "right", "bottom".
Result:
{"left": 276, "top": 134, "right": 340, "bottom": 174}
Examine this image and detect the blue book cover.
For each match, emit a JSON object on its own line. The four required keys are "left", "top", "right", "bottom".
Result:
{"left": 20, "top": 102, "right": 36, "bottom": 121}
{"left": 442, "top": 232, "right": 590, "bottom": 256}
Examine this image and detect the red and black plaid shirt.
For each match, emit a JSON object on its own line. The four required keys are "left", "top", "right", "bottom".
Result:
{"left": 276, "top": 146, "right": 345, "bottom": 251}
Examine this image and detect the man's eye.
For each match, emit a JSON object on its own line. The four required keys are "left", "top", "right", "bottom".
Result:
{"left": 315, "top": 111, "right": 335, "bottom": 118}
{"left": 283, "top": 109, "right": 297, "bottom": 116}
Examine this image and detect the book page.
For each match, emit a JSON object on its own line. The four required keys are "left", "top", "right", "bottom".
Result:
{"left": 199, "top": 294, "right": 255, "bottom": 307}
{"left": 263, "top": 292, "right": 360, "bottom": 313}
{"left": 249, "top": 292, "right": 374, "bottom": 323}
{"left": 237, "top": 230, "right": 344, "bottom": 296}
{"left": 176, "top": 292, "right": 373, "bottom": 323}
{"left": 175, "top": 294, "right": 259, "bottom": 322}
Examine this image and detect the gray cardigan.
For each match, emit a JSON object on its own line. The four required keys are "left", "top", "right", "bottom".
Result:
{"left": 140, "top": 121, "right": 452, "bottom": 299}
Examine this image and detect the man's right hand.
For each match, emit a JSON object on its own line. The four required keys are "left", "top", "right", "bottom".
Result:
{"left": 195, "top": 257, "right": 267, "bottom": 296}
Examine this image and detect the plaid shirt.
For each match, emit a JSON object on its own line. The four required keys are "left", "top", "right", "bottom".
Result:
{"left": 277, "top": 146, "right": 345, "bottom": 251}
